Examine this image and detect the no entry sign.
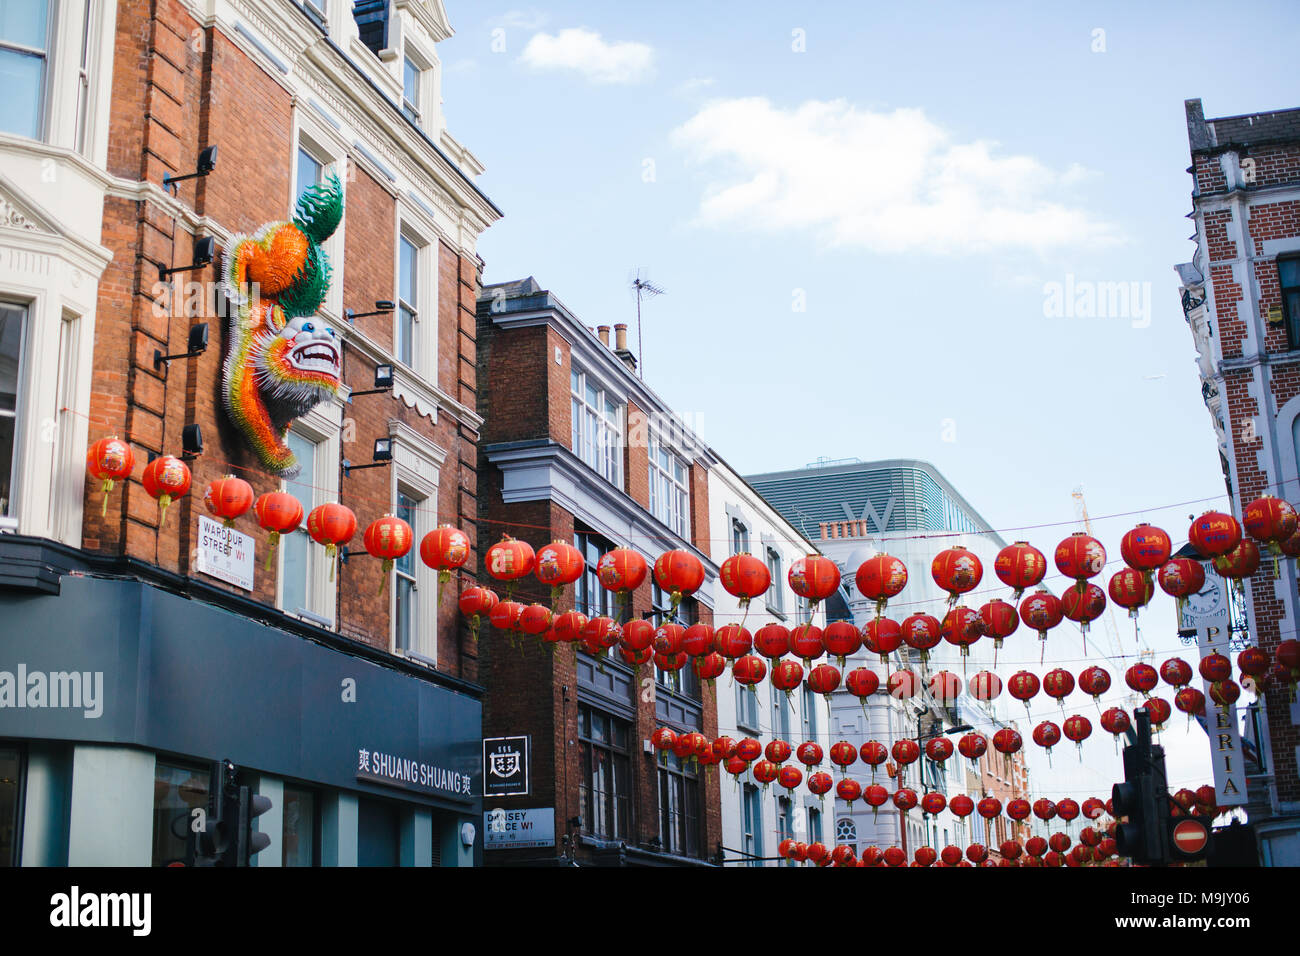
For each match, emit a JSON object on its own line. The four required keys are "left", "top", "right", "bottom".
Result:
{"left": 1171, "top": 818, "right": 1209, "bottom": 857}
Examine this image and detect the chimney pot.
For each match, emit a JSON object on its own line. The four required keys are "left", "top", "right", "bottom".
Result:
{"left": 615, "top": 324, "right": 628, "bottom": 351}
{"left": 597, "top": 326, "right": 610, "bottom": 347}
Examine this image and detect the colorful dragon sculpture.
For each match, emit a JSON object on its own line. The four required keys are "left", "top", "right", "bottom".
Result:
{"left": 220, "top": 172, "right": 344, "bottom": 477}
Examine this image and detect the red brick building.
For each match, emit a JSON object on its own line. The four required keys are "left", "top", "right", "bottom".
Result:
{"left": 1177, "top": 98, "right": 1300, "bottom": 865}
{"left": 476, "top": 277, "right": 723, "bottom": 866}
{"left": 0, "top": 0, "right": 499, "bottom": 866}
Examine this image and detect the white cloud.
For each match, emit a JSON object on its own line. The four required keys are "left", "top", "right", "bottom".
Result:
{"left": 670, "top": 97, "right": 1116, "bottom": 253}
{"left": 520, "top": 28, "right": 654, "bottom": 85}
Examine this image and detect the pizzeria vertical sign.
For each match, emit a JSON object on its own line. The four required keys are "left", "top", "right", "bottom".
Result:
{"left": 483, "top": 736, "right": 529, "bottom": 797}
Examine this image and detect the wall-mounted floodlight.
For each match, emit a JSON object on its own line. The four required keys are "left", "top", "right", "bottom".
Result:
{"left": 155, "top": 322, "right": 209, "bottom": 370}
{"left": 345, "top": 300, "right": 395, "bottom": 324}
{"left": 162, "top": 145, "right": 218, "bottom": 194}
{"left": 158, "top": 236, "right": 215, "bottom": 282}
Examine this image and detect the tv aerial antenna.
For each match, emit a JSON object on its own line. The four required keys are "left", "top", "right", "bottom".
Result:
{"left": 630, "top": 269, "right": 664, "bottom": 379}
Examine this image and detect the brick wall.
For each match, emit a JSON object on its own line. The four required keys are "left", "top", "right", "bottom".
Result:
{"left": 88, "top": 7, "right": 481, "bottom": 683}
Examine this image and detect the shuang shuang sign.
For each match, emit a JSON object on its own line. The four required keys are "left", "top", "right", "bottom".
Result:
{"left": 357, "top": 747, "right": 473, "bottom": 801}
{"left": 0, "top": 665, "right": 103, "bottom": 718}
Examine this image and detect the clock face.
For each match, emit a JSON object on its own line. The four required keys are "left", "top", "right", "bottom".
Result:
{"left": 1184, "top": 579, "right": 1223, "bottom": 617}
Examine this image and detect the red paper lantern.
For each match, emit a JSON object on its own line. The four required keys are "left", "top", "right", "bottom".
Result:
{"left": 1079, "top": 665, "right": 1111, "bottom": 701}
{"left": 596, "top": 548, "right": 647, "bottom": 604}
{"left": 860, "top": 741, "right": 888, "bottom": 770}
{"left": 777, "top": 838, "right": 798, "bottom": 860}
{"left": 969, "top": 670, "right": 1002, "bottom": 701}
{"left": 141, "top": 455, "right": 191, "bottom": 528}
{"left": 1061, "top": 583, "right": 1107, "bottom": 642}
{"left": 940, "top": 845, "right": 962, "bottom": 867}
{"left": 458, "top": 585, "right": 498, "bottom": 642}
{"left": 845, "top": 667, "right": 880, "bottom": 704}
{"left": 864, "top": 784, "right": 890, "bottom": 817}
{"left": 1246, "top": 495, "right": 1300, "bottom": 576}
{"left": 1160, "top": 657, "right": 1193, "bottom": 688}
{"left": 651, "top": 727, "right": 677, "bottom": 755}
{"left": 619, "top": 645, "right": 653, "bottom": 669}
{"left": 723, "top": 755, "right": 750, "bottom": 779}
{"left": 1008, "top": 799, "right": 1032, "bottom": 822}
{"left": 1209, "top": 680, "right": 1240, "bottom": 707}
{"left": 364, "top": 514, "right": 413, "bottom": 592}
{"left": 966, "top": 843, "right": 988, "bottom": 863}
{"left": 940, "top": 606, "right": 982, "bottom": 658}
{"left": 806, "top": 840, "right": 830, "bottom": 864}
{"left": 822, "top": 620, "right": 862, "bottom": 667}
{"left": 519, "top": 603, "right": 553, "bottom": 636}
{"left": 485, "top": 535, "right": 535, "bottom": 591}
{"left": 789, "top": 624, "right": 824, "bottom": 666}
{"left": 534, "top": 540, "right": 584, "bottom": 604}
{"left": 1000, "top": 839, "right": 1022, "bottom": 860}
{"left": 1008, "top": 670, "right": 1040, "bottom": 716}
{"left": 796, "top": 740, "right": 823, "bottom": 771}
{"left": 1100, "top": 707, "right": 1131, "bottom": 741}
{"left": 914, "top": 846, "right": 937, "bottom": 867}
{"left": 1019, "top": 588, "right": 1064, "bottom": 659}
{"left": 887, "top": 668, "right": 918, "bottom": 699}
{"left": 928, "top": 670, "right": 961, "bottom": 704}
{"left": 1140, "top": 696, "right": 1172, "bottom": 729}
{"left": 892, "top": 788, "right": 918, "bottom": 811}
{"left": 1213, "top": 540, "right": 1260, "bottom": 580}
{"left": 681, "top": 623, "right": 714, "bottom": 657}
{"left": 204, "top": 474, "right": 253, "bottom": 527}
{"left": 1237, "top": 646, "right": 1270, "bottom": 680}
{"left": 581, "top": 616, "right": 620, "bottom": 656}
{"left": 753, "top": 623, "right": 791, "bottom": 660}
{"left": 714, "top": 623, "right": 753, "bottom": 659}
{"left": 978, "top": 599, "right": 1019, "bottom": 656}
{"left": 1157, "top": 557, "right": 1207, "bottom": 617}
{"left": 86, "top": 436, "right": 136, "bottom": 516}
{"left": 883, "top": 846, "right": 906, "bottom": 867}
{"left": 891, "top": 739, "right": 920, "bottom": 767}
{"left": 1121, "top": 522, "right": 1172, "bottom": 572}
{"left": 856, "top": 553, "right": 909, "bottom": 615}
{"left": 788, "top": 554, "right": 841, "bottom": 608}
{"left": 692, "top": 652, "right": 726, "bottom": 684}
{"left": 836, "top": 778, "right": 861, "bottom": 804}
{"left": 807, "top": 772, "right": 833, "bottom": 798}
{"left": 254, "top": 491, "right": 303, "bottom": 569}
{"left": 713, "top": 737, "right": 738, "bottom": 760}
{"left": 921, "top": 791, "right": 947, "bottom": 816}
{"left": 1043, "top": 668, "right": 1075, "bottom": 708}
{"left": 1080, "top": 827, "right": 1101, "bottom": 847}
{"left": 551, "top": 610, "right": 588, "bottom": 644}
{"left": 1125, "top": 663, "right": 1158, "bottom": 696}
{"left": 829, "top": 740, "right": 857, "bottom": 774}
{"left": 1108, "top": 567, "right": 1153, "bottom": 618}
{"left": 652, "top": 549, "right": 705, "bottom": 610}
{"left": 489, "top": 601, "right": 523, "bottom": 635}
{"left": 1199, "top": 653, "right": 1232, "bottom": 683}
{"left": 777, "top": 765, "right": 804, "bottom": 792}
{"left": 307, "top": 502, "right": 357, "bottom": 580}
{"left": 1033, "top": 798, "right": 1057, "bottom": 822}
{"left": 1048, "top": 832, "right": 1071, "bottom": 854}
{"left": 931, "top": 546, "right": 982, "bottom": 606}
{"left": 732, "top": 654, "right": 767, "bottom": 689}
{"left": 1055, "top": 532, "right": 1106, "bottom": 594}
{"left": 1175, "top": 687, "right": 1206, "bottom": 719}
{"left": 1189, "top": 511, "right": 1242, "bottom": 558}
{"left": 995, "top": 541, "right": 1047, "bottom": 600}
{"left": 619, "top": 619, "right": 656, "bottom": 654}
{"left": 807, "top": 662, "right": 842, "bottom": 701}
{"left": 1064, "top": 714, "right": 1092, "bottom": 749}
{"left": 978, "top": 796, "right": 1002, "bottom": 820}
{"left": 958, "top": 733, "right": 988, "bottom": 763}
{"left": 735, "top": 737, "right": 763, "bottom": 762}
{"left": 654, "top": 623, "right": 685, "bottom": 656}
{"left": 418, "top": 525, "right": 471, "bottom": 604}
{"left": 993, "top": 728, "right": 1023, "bottom": 756}
{"left": 1033, "top": 721, "right": 1061, "bottom": 757}
{"left": 1082, "top": 797, "right": 1105, "bottom": 820}
{"left": 950, "top": 794, "right": 975, "bottom": 819}
{"left": 925, "top": 737, "right": 954, "bottom": 766}
{"left": 898, "top": 613, "right": 939, "bottom": 663}
{"left": 719, "top": 552, "right": 770, "bottom": 608}
{"left": 770, "top": 659, "right": 805, "bottom": 698}
{"left": 752, "top": 759, "right": 779, "bottom": 787}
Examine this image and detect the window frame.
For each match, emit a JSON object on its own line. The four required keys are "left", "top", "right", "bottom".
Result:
{"left": 577, "top": 703, "right": 633, "bottom": 842}
{"left": 0, "top": 0, "right": 53, "bottom": 141}
{"left": 0, "top": 300, "right": 29, "bottom": 527}
{"left": 657, "top": 751, "right": 702, "bottom": 859}
{"left": 274, "top": 398, "right": 341, "bottom": 625}
{"left": 648, "top": 427, "right": 689, "bottom": 538}
{"left": 392, "top": 205, "right": 437, "bottom": 382}
{"left": 392, "top": 488, "right": 421, "bottom": 655}
{"left": 764, "top": 543, "right": 784, "bottom": 615}
{"left": 1280, "top": 256, "right": 1300, "bottom": 351}
{"left": 731, "top": 517, "right": 749, "bottom": 555}
{"left": 291, "top": 118, "right": 348, "bottom": 321}
{"left": 281, "top": 783, "right": 321, "bottom": 867}
{"left": 569, "top": 365, "right": 624, "bottom": 488}
{"left": 388, "top": 422, "right": 443, "bottom": 661}
{"left": 742, "top": 782, "right": 763, "bottom": 867}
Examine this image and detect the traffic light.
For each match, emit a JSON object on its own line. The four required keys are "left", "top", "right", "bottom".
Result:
{"left": 1112, "top": 709, "right": 1172, "bottom": 866}
{"left": 193, "top": 759, "right": 273, "bottom": 866}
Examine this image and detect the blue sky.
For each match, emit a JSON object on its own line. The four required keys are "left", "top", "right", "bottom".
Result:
{"left": 436, "top": 1, "right": 1300, "bottom": 803}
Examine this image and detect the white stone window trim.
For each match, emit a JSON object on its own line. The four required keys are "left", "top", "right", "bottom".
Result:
{"left": 393, "top": 195, "right": 438, "bottom": 385}
{"left": 388, "top": 418, "right": 445, "bottom": 662}
{"left": 291, "top": 111, "right": 349, "bottom": 324}
{"left": 274, "top": 396, "right": 342, "bottom": 625}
